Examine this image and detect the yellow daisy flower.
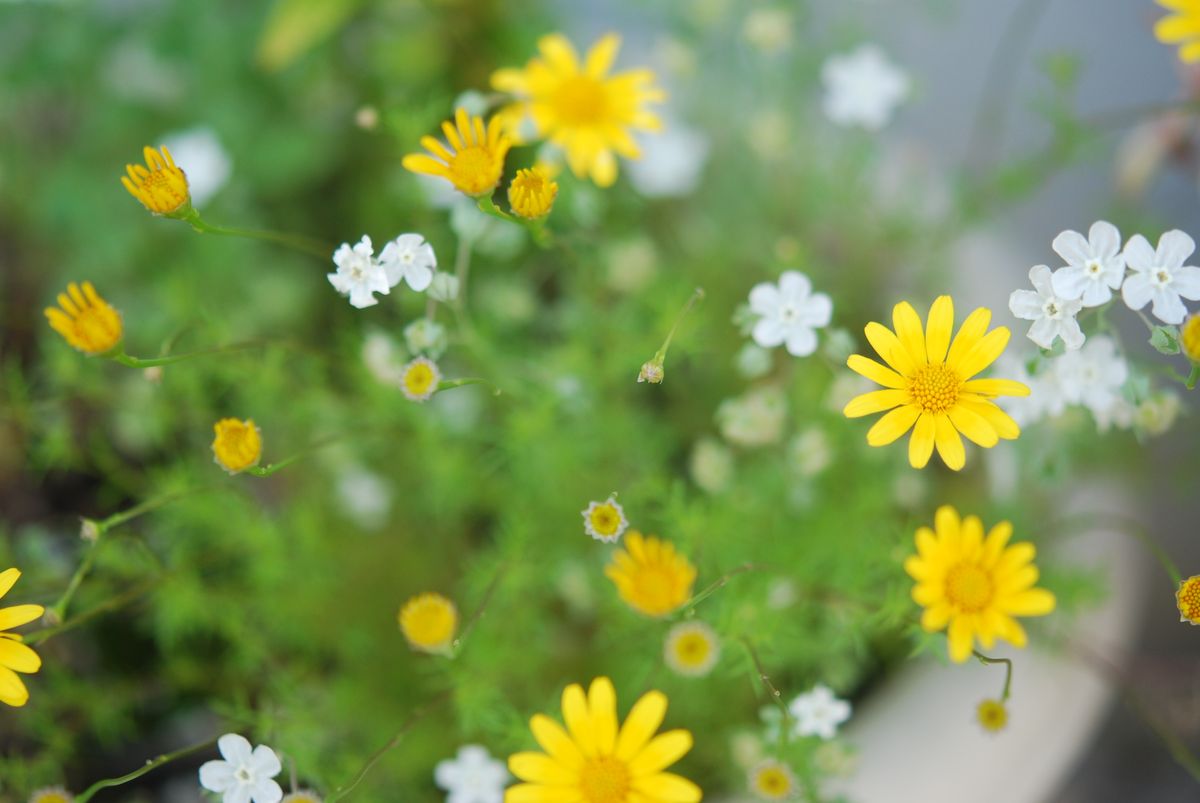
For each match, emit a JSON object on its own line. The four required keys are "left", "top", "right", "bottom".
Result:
{"left": 508, "top": 166, "right": 559, "bottom": 220}
{"left": 121, "top": 145, "right": 191, "bottom": 216}
{"left": 1181, "top": 314, "right": 1200, "bottom": 362}
{"left": 44, "top": 281, "right": 123, "bottom": 356}
{"left": 402, "top": 109, "right": 512, "bottom": 197}
{"left": 398, "top": 592, "right": 458, "bottom": 653}
{"left": 29, "top": 788, "right": 74, "bottom": 803}
{"left": 842, "top": 296, "right": 1030, "bottom": 470}
{"left": 506, "top": 676, "right": 701, "bottom": 803}
{"left": 663, "top": 621, "right": 719, "bottom": 678}
{"left": 749, "top": 760, "right": 797, "bottom": 800}
{"left": 1155, "top": 0, "right": 1200, "bottom": 62}
{"left": 605, "top": 532, "right": 696, "bottom": 618}
{"left": 400, "top": 357, "right": 440, "bottom": 402}
{"left": 0, "top": 568, "right": 45, "bottom": 708}
{"left": 211, "top": 418, "right": 263, "bottom": 474}
{"left": 491, "top": 33, "right": 666, "bottom": 187}
{"left": 905, "top": 506, "right": 1056, "bottom": 663}
{"left": 975, "top": 699, "right": 1008, "bottom": 732}
{"left": 1177, "top": 575, "right": 1200, "bottom": 624}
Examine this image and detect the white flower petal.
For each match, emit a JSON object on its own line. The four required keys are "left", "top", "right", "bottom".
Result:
{"left": 1089, "top": 220, "right": 1122, "bottom": 258}
{"left": 348, "top": 285, "right": 381, "bottom": 309}
{"left": 1157, "top": 229, "right": 1196, "bottom": 268}
{"left": 1028, "top": 264, "right": 1054, "bottom": 296}
{"left": 752, "top": 317, "right": 788, "bottom": 348}
{"left": 748, "top": 283, "right": 781, "bottom": 316}
{"left": 800, "top": 292, "right": 833, "bottom": 327}
{"left": 1008, "top": 289, "right": 1043, "bottom": 320}
{"left": 1172, "top": 265, "right": 1200, "bottom": 298}
{"left": 778, "top": 270, "right": 812, "bottom": 300}
{"left": 199, "top": 760, "right": 235, "bottom": 793}
{"left": 404, "top": 264, "right": 434, "bottom": 292}
{"left": 1151, "top": 288, "right": 1187, "bottom": 324}
{"left": 218, "top": 734, "right": 253, "bottom": 765}
{"left": 1122, "top": 234, "right": 1157, "bottom": 273}
{"left": 1122, "top": 272, "right": 1154, "bottom": 311}
{"left": 227, "top": 785, "right": 253, "bottom": 803}
{"left": 1027, "top": 317, "right": 1059, "bottom": 349}
{"left": 1079, "top": 279, "right": 1113, "bottom": 308}
{"left": 435, "top": 759, "right": 463, "bottom": 789}
{"left": 1049, "top": 267, "right": 1089, "bottom": 303}
{"left": 251, "top": 779, "right": 283, "bottom": 803}
{"left": 1051, "top": 229, "right": 1091, "bottom": 266}
{"left": 250, "top": 745, "right": 281, "bottom": 778}
{"left": 1060, "top": 317, "right": 1086, "bottom": 350}
{"left": 784, "top": 326, "right": 818, "bottom": 357}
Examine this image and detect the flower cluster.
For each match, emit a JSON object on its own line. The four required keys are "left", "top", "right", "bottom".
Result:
{"left": 327, "top": 233, "right": 439, "bottom": 309}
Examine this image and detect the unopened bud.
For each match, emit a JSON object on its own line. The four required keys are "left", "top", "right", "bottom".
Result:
{"left": 79, "top": 518, "right": 101, "bottom": 541}
{"left": 638, "top": 360, "right": 665, "bottom": 384}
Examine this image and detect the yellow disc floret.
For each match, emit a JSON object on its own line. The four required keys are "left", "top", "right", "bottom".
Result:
{"left": 749, "top": 760, "right": 796, "bottom": 800}
{"left": 121, "top": 145, "right": 191, "bottom": 216}
{"left": 976, "top": 699, "right": 1008, "bottom": 732}
{"left": 398, "top": 592, "right": 458, "bottom": 653}
{"left": 402, "top": 109, "right": 512, "bottom": 197}
{"left": 1177, "top": 575, "right": 1200, "bottom": 624}
{"left": 605, "top": 531, "right": 696, "bottom": 618}
{"left": 400, "top": 357, "right": 440, "bottom": 402}
{"left": 664, "top": 621, "right": 719, "bottom": 677}
{"left": 508, "top": 166, "right": 559, "bottom": 219}
{"left": 211, "top": 418, "right": 263, "bottom": 474}
{"left": 29, "top": 788, "right": 74, "bottom": 803}
{"left": 44, "top": 282, "right": 123, "bottom": 356}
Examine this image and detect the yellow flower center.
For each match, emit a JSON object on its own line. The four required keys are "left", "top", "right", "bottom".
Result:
{"left": 580, "top": 756, "right": 631, "bottom": 803}
{"left": 399, "top": 593, "right": 458, "bottom": 650}
{"left": 1178, "top": 576, "right": 1200, "bottom": 624}
{"left": 553, "top": 76, "right": 608, "bottom": 126}
{"left": 976, "top": 699, "right": 1008, "bottom": 732}
{"left": 909, "top": 363, "right": 961, "bottom": 414}
{"left": 590, "top": 505, "right": 621, "bottom": 536}
{"left": 449, "top": 146, "right": 503, "bottom": 196}
{"left": 673, "top": 633, "right": 711, "bottom": 667}
{"left": 944, "top": 562, "right": 993, "bottom": 613}
{"left": 32, "top": 793, "right": 71, "bottom": 803}
{"left": 403, "top": 362, "right": 437, "bottom": 397}
{"left": 754, "top": 767, "right": 792, "bottom": 797}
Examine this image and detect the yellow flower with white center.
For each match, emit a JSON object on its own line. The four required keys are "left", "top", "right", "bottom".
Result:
{"left": 582, "top": 496, "right": 628, "bottom": 543}
{"left": 491, "top": 33, "right": 666, "bottom": 187}
{"left": 976, "top": 699, "right": 1008, "bottom": 733}
{"left": 0, "top": 568, "right": 45, "bottom": 707}
{"left": 748, "top": 760, "right": 797, "bottom": 800}
{"left": 121, "top": 145, "right": 191, "bottom": 216}
{"left": 400, "top": 356, "right": 440, "bottom": 402}
{"left": 211, "top": 418, "right": 263, "bottom": 474}
{"left": 605, "top": 532, "right": 696, "bottom": 618}
{"left": 281, "top": 792, "right": 323, "bottom": 803}
{"left": 1177, "top": 575, "right": 1200, "bottom": 624}
{"left": 663, "top": 621, "right": 719, "bottom": 678}
{"left": 843, "top": 296, "right": 1030, "bottom": 470}
{"left": 905, "top": 506, "right": 1056, "bottom": 663}
{"left": 402, "top": 109, "right": 512, "bottom": 197}
{"left": 1182, "top": 314, "right": 1200, "bottom": 362}
{"left": 44, "top": 282, "right": 123, "bottom": 356}
{"left": 508, "top": 166, "right": 559, "bottom": 220}
{"left": 506, "top": 676, "right": 701, "bottom": 803}
{"left": 29, "top": 789, "right": 74, "bottom": 803}
{"left": 1156, "top": 0, "right": 1200, "bottom": 61}
{"left": 398, "top": 592, "right": 458, "bottom": 654}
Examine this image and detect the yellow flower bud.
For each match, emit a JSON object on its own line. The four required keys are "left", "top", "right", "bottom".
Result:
{"left": 121, "top": 145, "right": 191, "bottom": 216}
{"left": 44, "top": 281, "right": 123, "bottom": 356}
{"left": 211, "top": 418, "right": 262, "bottom": 474}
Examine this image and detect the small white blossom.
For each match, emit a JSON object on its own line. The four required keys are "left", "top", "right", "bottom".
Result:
{"left": 328, "top": 236, "right": 390, "bottom": 309}
{"left": 1049, "top": 221, "right": 1126, "bottom": 307}
{"left": 434, "top": 745, "right": 507, "bottom": 803}
{"left": 735, "top": 343, "right": 774, "bottom": 379}
{"left": 379, "top": 234, "right": 436, "bottom": 292}
{"left": 1054, "top": 335, "right": 1129, "bottom": 428}
{"left": 1122, "top": 230, "right": 1200, "bottom": 324}
{"left": 1008, "top": 265, "right": 1085, "bottom": 350}
{"left": 748, "top": 271, "right": 832, "bottom": 357}
{"left": 1135, "top": 391, "right": 1182, "bottom": 436}
{"left": 821, "top": 45, "right": 909, "bottom": 131}
{"left": 993, "top": 355, "right": 1058, "bottom": 427}
{"left": 198, "top": 734, "right": 283, "bottom": 803}
{"left": 789, "top": 684, "right": 851, "bottom": 740}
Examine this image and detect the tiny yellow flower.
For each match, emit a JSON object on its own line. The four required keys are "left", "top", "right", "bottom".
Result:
{"left": 281, "top": 792, "right": 323, "bottom": 803}
{"left": 843, "top": 296, "right": 1030, "bottom": 470}
{"left": 605, "top": 531, "right": 697, "bottom": 617}
{"left": 1181, "top": 314, "right": 1200, "bottom": 362}
{"left": 507, "top": 166, "right": 558, "bottom": 220}
{"left": 1155, "top": 0, "right": 1200, "bottom": 62}
{"left": 976, "top": 699, "right": 1008, "bottom": 732}
{"left": 582, "top": 496, "right": 628, "bottom": 543}
{"left": 0, "top": 568, "right": 45, "bottom": 708}
{"left": 211, "top": 418, "right": 263, "bottom": 474}
{"left": 398, "top": 592, "right": 458, "bottom": 653}
{"left": 44, "top": 281, "right": 123, "bottom": 356}
{"left": 749, "top": 759, "right": 797, "bottom": 800}
{"left": 905, "top": 506, "right": 1056, "bottom": 663}
{"left": 663, "top": 621, "right": 719, "bottom": 678}
{"left": 121, "top": 145, "right": 191, "bottom": 216}
{"left": 1177, "top": 575, "right": 1200, "bottom": 624}
{"left": 29, "top": 788, "right": 74, "bottom": 803}
{"left": 400, "top": 356, "right": 440, "bottom": 402}
{"left": 402, "top": 109, "right": 512, "bottom": 197}
{"left": 507, "top": 677, "right": 700, "bottom": 803}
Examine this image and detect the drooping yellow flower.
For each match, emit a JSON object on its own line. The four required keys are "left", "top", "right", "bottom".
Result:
{"left": 843, "top": 296, "right": 1030, "bottom": 470}
{"left": 44, "top": 281, "right": 124, "bottom": 356}
{"left": 491, "top": 33, "right": 666, "bottom": 187}
{"left": 605, "top": 532, "right": 696, "bottom": 618}
{"left": 976, "top": 699, "right": 1008, "bottom": 733}
{"left": 1177, "top": 575, "right": 1200, "bottom": 624}
{"left": 399, "top": 357, "right": 440, "bottom": 402}
{"left": 398, "top": 592, "right": 458, "bottom": 653}
{"left": 905, "top": 506, "right": 1056, "bottom": 663}
{"left": 1155, "top": 0, "right": 1200, "bottom": 62}
{"left": 211, "top": 418, "right": 262, "bottom": 474}
{"left": 121, "top": 145, "right": 191, "bottom": 216}
{"left": 508, "top": 166, "right": 559, "bottom": 219}
{"left": 748, "top": 760, "right": 797, "bottom": 800}
{"left": 0, "top": 568, "right": 45, "bottom": 708}
{"left": 29, "top": 788, "right": 74, "bottom": 803}
{"left": 663, "top": 621, "right": 719, "bottom": 678}
{"left": 402, "top": 109, "right": 512, "bottom": 197}
{"left": 1181, "top": 314, "right": 1200, "bottom": 362}
{"left": 506, "top": 676, "right": 701, "bottom": 803}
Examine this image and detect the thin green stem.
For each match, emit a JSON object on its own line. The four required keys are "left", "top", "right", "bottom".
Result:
{"left": 683, "top": 562, "right": 756, "bottom": 613}
{"left": 110, "top": 340, "right": 264, "bottom": 368}
{"left": 244, "top": 434, "right": 345, "bottom": 477}
{"left": 640, "top": 288, "right": 706, "bottom": 384}
{"left": 27, "top": 577, "right": 164, "bottom": 646}
{"left": 740, "top": 638, "right": 790, "bottom": 729}
{"left": 47, "top": 538, "right": 101, "bottom": 624}
{"left": 1188, "top": 363, "right": 1200, "bottom": 391}
{"left": 451, "top": 563, "right": 509, "bottom": 655}
{"left": 973, "top": 651, "right": 1014, "bottom": 701}
{"left": 99, "top": 486, "right": 210, "bottom": 532}
{"left": 182, "top": 208, "right": 330, "bottom": 258}
{"left": 434, "top": 377, "right": 499, "bottom": 395}
{"left": 74, "top": 737, "right": 216, "bottom": 802}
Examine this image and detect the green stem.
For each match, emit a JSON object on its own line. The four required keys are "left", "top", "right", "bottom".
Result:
{"left": 475, "top": 195, "right": 515, "bottom": 223}
{"left": 434, "top": 377, "right": 498, "bottom": 395}
{"left": 1188, "top": 363, "right": 1200, "bottom": 391}
{"left": 27, "top": 577, "right": 163, "bottom": 646}
{"left": 973, "top": 651, "right": 1014, "bottom": 701}
{"left": 74, "top": 737, "right": 216, "bottom": 802}
{"left": 451, "top": 563, "right": 509, "bottom": 656}
{"left": 740, "top": 638, "right": 790, "bottom": 734}
{"left": 683, "top": 562, "right": 756, "bottom": 613}
{"left": 182, "top": 208, "right": 330, "bottom": 258}
{"left": 111, "top": 340, "right": 264, "bottom": 368}
{"left": 244, "top": 434, "right": 344, "bottom": 477}
{"left": 48, "top": 538, "right": 101, "bottom": 624}
{"left": 99, "top": 486, "right": 210, "bottom": 532}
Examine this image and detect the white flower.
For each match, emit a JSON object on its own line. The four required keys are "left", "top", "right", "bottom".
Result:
{"left": 1122, "top": 230, "right": 1200, "bottom": 324}
{"left": 428, "top": 272, "right": 460, "bottom": 303}
{"left": 821, "top": 45, "right": 909, "bottom": 131}
{"left": 581, "top": 496, "right": 628, "bottom": 543}
{"left": 198, "top": 734, "right": 283, "bottom": 803}
{"left": 379, "top": 234, "right": 436, "bottom": 292}
{"left": 1049, "top": 221, "right": 1126, "bottom": 307}
{"left": 993, "top": 355, "right": 1057, "bottom": 427}
{"left": 1054, "top": 335, "right": 1129, "bottom": 426}
{"left": 335, "top": 467, "right": 391, "bottom": 531}
{"left": 160, "top": 127, "right": 231, "bottom": 208}
{"left": 434, "top": 745, "right": 507, "bottom": 803}
{"left": 1008, "top": 265, "right": 1085, "bottom": 350}
{"left": 328, "top": 236, "right": 390, "bottom": 309}
{"left": 628, "top": 122, "right": 711, "bottom": 198}
{"left": 748, "top": 271, "right": 833, "bottom": 357}
{"left": 735, "top": 343, "right": 774, "bottom": 379}
{"left": 789, "top": 684, "right": 851, "bottom": 740}
{"left": 663, "top": 620, "right": 721, "bottom": 677}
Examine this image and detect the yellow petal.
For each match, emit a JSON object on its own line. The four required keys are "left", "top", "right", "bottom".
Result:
{"left": 628, "top": 729, "right": 692, "bottom": 776}
{"left": 865, "top": 322, "right": 916, "bottom": 376}
{"left": 0, "top": 569, "right": 19, "bottom": 601}
{"left": 892, "top": 301, "right": 927, "bottom": 368}
{"left": 946, "top": 307, "right": 991, "bottom": 366}
{"left": 0, "top": 665, "right": 29, "bottom": 706}
{"left": 0, "top": 604, "right": 44, "bottom": 632}
{"left": 588, "top": 676, "right": 618, "bottom": 755}
{"left": 508, "top": 752, "right": 576, "bottom": 785}
{"left": 954, "top": 327, "right": 1011, "bottom": 380}
{"left": 847, "top": 354, "right": 907, "bottom": 389}
{"left": 586, "top": 33, "right": 621, "bottom": 77}
{"left": 615, "top": 690, "right": 667, "bottom": 760}
{"left": 957, "top": 397, "right": 1020, "bottom": 440}
{"left": 934, "top": 414, "right": 966, "bottom": 470}
{"left": 562, "top": 683, "right": 596, "bottom": 756}
{"left": 530, "top": 714, "right": 585, "bottom": 770}
{"left": 1156, "top": 13, "right": 1200, "bottom": 42}
{"left": 402, "top": 154, "right": 450, "bottom": 178}
{"left": 947, "top": 405, "right": 999, "bottom": 448}
{"left": 633, "top": 772, "right": 703, "bottom": 803}
{"left": 925, "top": 295, "right": 954, "bottom": 364}
{"left": 934, "top": 506, "right": 961, "bottom": 542}
{"left": 961, "top": 378, "right": 1030, "bottom": 397}
{"left": 0, "top": 637, "right": 40, "bottom": 673}
{"left": 981, "top": 522, "right": 1013, "bottom": 568}
{"left": 843, "top": 389, "right": 909, "bottom": 418}
{"left": 538, "top": 33, "right": 582, "bottom": 74}
{"left": 505, "top": 783, "right": 582, "bottom": 803}
{"left": 994, "top": 542, "right": 1036, "bottom": 577}
{"left": 866, "top": 404, "right": 921, "bottom": 446}
{"left": 997, "top": 616, "right": 1028, "bottom": 648}
{"left": 921, "top": 603, "right": 952, "bottom": 632}
{"left": 948, "top": 616, "right": 974, "bottom": 663}
{"left": 908, "top": 413, "right": 935, "bottom": 468}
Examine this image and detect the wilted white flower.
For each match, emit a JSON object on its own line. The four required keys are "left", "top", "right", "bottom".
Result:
{"left": 789, "top": 428, "right": 833, "bottom": 478}
{"left": 717, "top": 386, "right": 787, "bottom": 447}
{"left": 821, "top": 45, "right": 909, "bottom": 131}
{"left": 434, "top": 745, "right": 507, "bottom": 803}
{"left": 335, "top": 467, "right": 392, "bottom": 530}
{"left": 766, "top": 578, "right": 798, "bottom": 609}
{"left": 747, "top": 271, "right": 833, "bottom": 357}
{"left": 690, "top": 437, "right": 734, "bottom": 493}
{"left": 1049, "top": 221, "right": 1126, "bottom": 307}
{"left": 404, "top": 318, "right": 448, "bottom": 359}
{"left": 735, "top": 343, "right": 774, "bottom": 379}
{"left": 198, "top": 734, "right": 283, "bottom": 803}
{"left": 748, "top": 759, "right": 798, "bottom": 801}
{"left": 1122, "top": 230, "right": 1200, "bottom": 324}
{"left": 1135, "top": 391, "right": 1182, "bottom": 436}
{"left": 160, "top": 127, "right": 231, "bottom": 207}
{"left": 742, "top": 7, "right": 793, "bottom": 53}
{"left": 1008, "top": 265, "right": 1085, "bottom": 350}
{"left": 628, "top": 122, "right": 710, "bottom": 198}
{"left": 789, "top": 684, "right": 851, "bottom": 740}
{"left": 428, "top": 272, "right": 460, "bottom": 303}
{"left": 328, "top": 236, "right": 390, "bottom": 309}
{"left": 1054, "top": 335, "right": 1129, "bottom": 427}
{"left": 379, "top": 234, "right": 436, "bottom": 292}
{"left": 605, "top": 237, "right": 659, "bottom": 294}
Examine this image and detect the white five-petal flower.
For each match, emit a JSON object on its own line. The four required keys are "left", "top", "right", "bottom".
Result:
{"left": 328, "top": 236, "right": 390, "bottom": 309}
{"left": 1049, "top": 221, "right": 1126, "bottom": 307}
{"left": 434, "top": 745, "right": 508, "bottom": 803}
{"left": 821, "top": 45, "right": 910, "bottom": 131}
{"left": 789, "top": 684, "right": 851, "bottom": 741}
{"left": 1009, "top": 265, "right": 1085, "bottom": 350}
{"left": 1054, "top": 335, "right": 1129, "bottom": 423}
{"left": 748, "top": 271, "right": 833, "bottom": 357}
{"left": 1121, "top": 229, "right": 1200, "bottom": 324}
{"left": 379, "top": 233, "right": 437, "bottom": 292}
{"left": 198, "top": 733, "right": 283, "bottom": 803}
